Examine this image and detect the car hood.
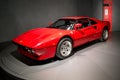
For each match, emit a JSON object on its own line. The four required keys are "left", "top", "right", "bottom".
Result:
{"left": 13, "top": 28, "right": 69, "bottom": 48}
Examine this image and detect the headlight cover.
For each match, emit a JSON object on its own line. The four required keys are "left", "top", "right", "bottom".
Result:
{"left": 32, "top": 48, "right": 46, "bottom": 56}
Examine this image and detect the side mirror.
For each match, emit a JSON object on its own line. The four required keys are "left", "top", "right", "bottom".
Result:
{"left": 48, "top": 22, "right": 53, "bottom": 26}
{"left": 74, "top": 23, "right": 82, "bottom": 30}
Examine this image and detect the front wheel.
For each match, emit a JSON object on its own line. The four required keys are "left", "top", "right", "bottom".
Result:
{"left": 56, "top": 38, "right": 73, "bottom": 59}
{"left": 99, "top": 28, "right": 109, "bottom": 42}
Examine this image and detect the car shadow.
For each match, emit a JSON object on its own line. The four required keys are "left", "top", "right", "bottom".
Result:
{"left": 11, "top": 40, "right": 100, "bottom": 66}
{"left": 11, "top": 50, "right": 58, "bottom": 66}
{"left": 72, "top": 40, "right": 100, "bottom": 54}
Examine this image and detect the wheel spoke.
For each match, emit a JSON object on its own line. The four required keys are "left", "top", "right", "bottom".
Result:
{"left": 103, "top": 30, "right": 108, "bottom": 40}
{"left": 60, "top": 41, "right": 72, "bottom": 57}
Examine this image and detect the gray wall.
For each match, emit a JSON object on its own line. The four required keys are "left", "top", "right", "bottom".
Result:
{"left": 0, "top": 0, "right": 94, "bottom": 42}
{"left": 77, "top": 0, "right": 93, "bottom": 16}
{"left": 93, "top": 0, "right": 103, "bottom": 20}
{"left": 113, "top": 0, "right": 120, "bottom": 31}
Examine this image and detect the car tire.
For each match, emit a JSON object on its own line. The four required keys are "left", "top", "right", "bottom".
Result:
{"left": 99, "top": 28, "right": 109, "bottom": 42}
{"left": 56, "top": 38, "right": 73, "bottom": 59}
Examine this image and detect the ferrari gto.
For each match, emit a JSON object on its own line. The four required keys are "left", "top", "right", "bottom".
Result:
{"left": 13, "top": 16, "right": 110, "bottom": 60}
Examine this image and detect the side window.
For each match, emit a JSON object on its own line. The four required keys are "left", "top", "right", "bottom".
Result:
{"left": 89, "top": 19, "right": 97, "bottom": 25}
{"left": 78, "top": 18, "right": 89, "bottom": 28}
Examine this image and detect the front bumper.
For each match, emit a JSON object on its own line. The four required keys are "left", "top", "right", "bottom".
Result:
{"left": 17, "top": 46, "right": 56, "bottom": 60}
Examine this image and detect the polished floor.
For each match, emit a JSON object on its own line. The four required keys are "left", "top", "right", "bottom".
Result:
{"left": 0, "top": 32, "right": 120, "bottom": 80}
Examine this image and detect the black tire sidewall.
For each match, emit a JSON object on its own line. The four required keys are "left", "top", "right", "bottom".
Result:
{"left": 100, "top": 29, "right": 109, "bottom": 42}
{"left": 56, "top": 38, "right": 73, "bottom": 59}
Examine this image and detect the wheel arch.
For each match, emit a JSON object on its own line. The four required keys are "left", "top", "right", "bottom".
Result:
{"left": 57, "top": 35, "right": 74, "bottom": 47}
{"left": 103, "top": 26, "right": 110, "bottom": 31}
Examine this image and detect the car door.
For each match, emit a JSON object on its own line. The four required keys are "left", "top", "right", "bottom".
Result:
{"left": 80, "top": 18, "right": 98, "bottom": 42}
{"left": 73, "top": 18, "right": 89, "bottom": 47}
{"left": 73, "top": 18, "right": 98, "bottom": 47}
{"left": 88, "top": 18, "right": 99, "bottom": 41}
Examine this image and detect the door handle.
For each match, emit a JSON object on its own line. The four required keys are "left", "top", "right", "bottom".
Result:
{"left": 93, "top": 26, "right": 97, "bottom": 29}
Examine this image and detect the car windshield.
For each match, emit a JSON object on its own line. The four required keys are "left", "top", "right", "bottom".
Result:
{"left": 48, "top": 19, "right": 76, "bottom": 30}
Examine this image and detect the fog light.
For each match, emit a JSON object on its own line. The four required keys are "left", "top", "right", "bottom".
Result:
{"left": 25, "top": 47, "right": 33, "bottom": 53}
{"left": 32, "top": 50, "right": 35, "bottom": 53}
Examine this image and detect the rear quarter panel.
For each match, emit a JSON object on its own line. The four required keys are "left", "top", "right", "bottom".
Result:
{"left": 98, "top": 21, "right": 110, "bottom": 32}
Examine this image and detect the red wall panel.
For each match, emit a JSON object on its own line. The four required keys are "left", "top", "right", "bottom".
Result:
{"left": 103, "top": 0, "right": 112, "bottom": 31}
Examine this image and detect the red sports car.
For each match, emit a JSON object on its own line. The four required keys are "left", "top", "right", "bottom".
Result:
{"left": 13, "top": 16, "right": 110, "bottom": 60}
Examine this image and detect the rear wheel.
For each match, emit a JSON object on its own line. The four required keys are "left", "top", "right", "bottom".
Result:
{"left": 99, "top": 28, "right": 109, "bottom": 42}
{"left": 56, "top": 38, "right": 73, "bottom": 59}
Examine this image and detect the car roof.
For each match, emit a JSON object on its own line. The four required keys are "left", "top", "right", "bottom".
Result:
{"left": 61, "top": 16, "right": 89, "bottom": 20}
